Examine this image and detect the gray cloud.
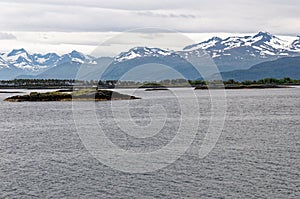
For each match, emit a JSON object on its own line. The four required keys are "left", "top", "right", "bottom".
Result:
{"left": 135, "top": 11, "right": 195, "bottom": 19}
{"left": 0, "top": 32, "right": 16, "bottom": 40}
{"left": 0, "top": 0, "right": 185, "bottom": 10}
{"left": 0, "top": 0, "right": 299, "bottom": 35}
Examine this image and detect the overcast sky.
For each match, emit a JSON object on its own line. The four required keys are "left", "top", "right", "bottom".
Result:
{"left": 0, "top": 0, "right": 299, "bottom": 54}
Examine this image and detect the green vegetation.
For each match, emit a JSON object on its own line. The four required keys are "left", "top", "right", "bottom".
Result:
{"left": 188, "top": 77, "right": 300, "bottom": 87}
{"left": 0, "top": 77, "right": 299, "bottom": 89}
{"left": 0, "top": 79, "right": 77, "bottom": 88}
{"left": 192, "top": 78, "right": 300, "bottom": 89}
{"left": 223, "top": 77, "right": 300, "bottom": 85}
{"left": 71, "top": 88, "right": 97, "bottom": 97}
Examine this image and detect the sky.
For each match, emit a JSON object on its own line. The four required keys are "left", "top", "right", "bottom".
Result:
{"left": 0, "top": 0, "right": 299, "bottom": 55}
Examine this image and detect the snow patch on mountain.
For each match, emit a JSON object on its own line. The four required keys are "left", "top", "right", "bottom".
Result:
{"left": 183, "top": 32, "right": 300, "bottom": 58}
{"left": 184, "top": 37, "right": 223, "bottom": 51}
{"left": 115, "top": 47, "right": 172, "bottom": 62}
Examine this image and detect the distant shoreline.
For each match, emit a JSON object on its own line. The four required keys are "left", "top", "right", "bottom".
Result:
{"left": 194, "top": 84, "right": 292, "bottom": 90}
{"left": 1, "top": 78, "right": 300, "bottom": 90}
{"left": 0, "top": 84, "right": 295, "bottom": 91}
{"left": 0, "top": 85, "right": 300, "bottom": 91}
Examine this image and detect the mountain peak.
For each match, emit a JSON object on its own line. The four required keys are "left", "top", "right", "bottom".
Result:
{"left": 70, "top": 50, "right": 81, "bottom": 54}
{"left": 7, "top": 48, "right": 27, "bottom": 57}
{"left": 253, "top": 31, "right": 274, "bottom": 40}
{"left": 291, "top": 37, "right": 300, "bottom": 49}
{"left": 183, "top": 36, "right": 223, "bottom": 51}
{"left": 115, "top": 46, "right": 172, "bottom": 62}
{"left": 209, "top": 36, "right": 223, "bottom": 42}
{"left": 68, "top": 50, "right": 85, "bottom": 59}
{"left": 129, "top": 46, "right": 169, "bottom": 53}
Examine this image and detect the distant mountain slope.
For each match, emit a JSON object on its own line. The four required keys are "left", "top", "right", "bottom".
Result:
{"left": 219, "top": 56, "right": 300, "bottom": 81}
{"left": 182, "top": 32, "right": 300, "bottom": 72}
{"left": 100, "top": 47, "right": 202, "bottom": 80}
{"left": 17, "top": 57, "right": 114, "bottom": 80}
{"left": 17, "top": 62, "right": 82, "bottom": 80}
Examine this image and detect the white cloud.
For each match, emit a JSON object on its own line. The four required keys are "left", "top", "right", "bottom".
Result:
{"left": 0, "top": 0, "right": 299, "bottom": 54}
{"left": 0, "top": 0, "right": 299, "bottom": 34}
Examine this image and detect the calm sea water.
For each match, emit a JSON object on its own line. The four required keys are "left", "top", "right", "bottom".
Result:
{"left": 0, "top": 88, "right": 299, "bottom": 198}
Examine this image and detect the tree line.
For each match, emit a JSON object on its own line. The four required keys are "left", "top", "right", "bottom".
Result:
{"left": 0, "top": 77, "right": 299, "bottom": 88}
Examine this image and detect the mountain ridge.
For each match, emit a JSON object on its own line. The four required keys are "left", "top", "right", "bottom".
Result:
{"left": 1, "top": 31, "right": 300, "bottom": 80}
{"left": 181, "top": 31, "right": 300, "bottom": 72}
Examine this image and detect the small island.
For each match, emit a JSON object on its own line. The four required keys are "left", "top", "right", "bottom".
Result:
{"left": 4, "top": 89, "right": 140, "bottom": 102}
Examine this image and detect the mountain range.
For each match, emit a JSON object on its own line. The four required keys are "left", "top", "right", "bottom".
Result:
{"left": 0, "top": 49, "right": 96, "bottom": 80}
{"left": 0, "top": 32, "right": 300, "bottom": 80}
{"left": 183, "top": 32, "right": 300, "bottom": 71}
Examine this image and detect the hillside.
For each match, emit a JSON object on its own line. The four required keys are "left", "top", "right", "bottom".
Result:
{"left": 220, "top": 56, "right": 300, "bottom": 81}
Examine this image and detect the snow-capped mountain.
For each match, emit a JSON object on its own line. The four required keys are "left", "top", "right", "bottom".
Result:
{"left": 0, "top": 49, "right": 95, "bottom": 71}
{"left": 184, "top": 32, "right": 300, "bottom": 56}
{"left": 55, "top": 50, "right": 96, "bottom": 66}
{"left": 182, "top": 32, "right": 300, "bottom": 71}
{"left": 114, "top": 47, "right": 173, "bottom": 62}
{"left": 102, "top": 46, "right": 200, "bottom": 80}
{"left": 291, "top": 36, "right": 300, "bottom": 50}
{"left": 0, "top": 49, "right": 97, "bottom": 79}
{"left": 110, "top": 32, "right": 300, "bottom": 75}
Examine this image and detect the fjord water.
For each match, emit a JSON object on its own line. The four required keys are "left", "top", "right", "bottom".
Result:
{"left": 0, "top": 88, "right": 299, "bottom": 198}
